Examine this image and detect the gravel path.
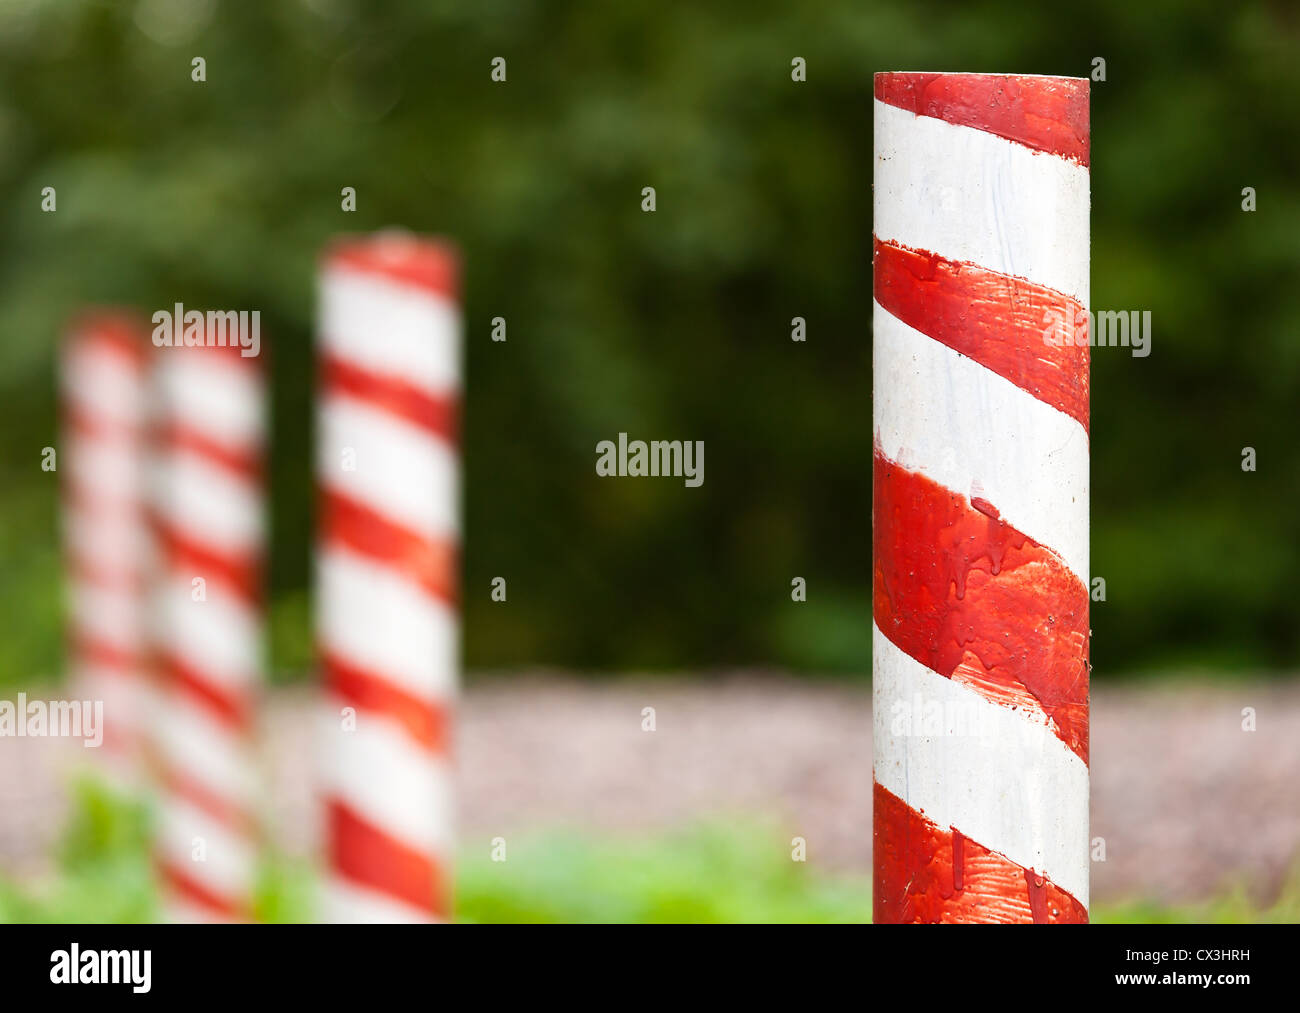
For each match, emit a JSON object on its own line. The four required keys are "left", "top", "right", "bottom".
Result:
{"left": 3, "top": 675, "right": 1297, "bottom": 905}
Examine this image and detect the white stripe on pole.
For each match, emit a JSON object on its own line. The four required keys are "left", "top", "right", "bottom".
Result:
{"left": 317, "top": 546, "right": 459, "bottom": 700}
{"left": 872, "top": 303, "right": 1090, "bottom": 584}
{"left": 873, "top": 100, "right": 1090, "bottom": 304}
{"left": 872, "top": 624, "right": 1091, "bottom": 906}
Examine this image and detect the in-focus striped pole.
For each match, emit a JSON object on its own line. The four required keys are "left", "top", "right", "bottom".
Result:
{"left": 147, "top": 340, "right": 266, "bottom": 922}
{"left": 61, "top": 312, "right": 149, "bottom": 778}
{"left": 872, "top": 73, "right": 1090, "bottom": 923}
{"left": 316, "top": 232, "right": 460, "bottom": 922}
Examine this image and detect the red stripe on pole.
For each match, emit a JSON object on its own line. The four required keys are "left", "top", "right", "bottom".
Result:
{"left": 320, "top": 490, "right": 458, "bottom": 606}
{"left": 325, "top": 234, "right": 460, "bottom": 298}
{"left": 873, "top": 238, "right": 1090, "bottom": 433}
{"left": 151, "top": 520, "right": 261, "bottom": 606}
{"left": 158, "top": 860, "right": 248, "bottom": 921}
{"left": 61, "top": 477, "right": 141, "bottom": 519}
{"left": 158, "top": 767, "right": 256, "bottom": 834}
{"left": 873, "top": 450, "right": 1089, "bottom": 763}
{"left": 153, "top": 423, "right": 263, "bottom": 480}
{"left": 67, "top": 311, "right": 149, "bottom": 363}
{"left": 324, "top": 653, "right": 451, "bottom": 753}
{"left": 156, "top": 652, "right": 254, "bottom": 730}
{"left": 321, "top": 353, "right": 458, "bottom": 440}
{"left": 873, "top": 783, "right": 1087, "bottom": 923}
{"left": 327, "top": 800, "right": 449, "bottom": 915}
{"left": 873, "top": 72, "right": 1089, "bottom": 165}
{"left": 71, "top": 635, "right": 141, "bottom": 672}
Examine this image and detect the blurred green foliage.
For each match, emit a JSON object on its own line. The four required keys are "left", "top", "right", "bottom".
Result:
{"left": 456, "top": 824, "right": 874, "bottom": 923}
{"left": 0, "top": 0, "right": 1297, "bottom": 680}
{"left": 2, "top": 780, "right": 1296, "bottom": 923}
{"left": 0, "top": 778, "right": 155, "bottom": 922}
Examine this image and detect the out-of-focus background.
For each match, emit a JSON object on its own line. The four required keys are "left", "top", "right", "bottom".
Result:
{"left": 0, "top": 0, "right": 1297, "bottom": 921}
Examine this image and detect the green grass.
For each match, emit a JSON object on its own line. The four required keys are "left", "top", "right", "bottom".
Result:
{"left": 456, "top": 824, "right": 873, "bottom": 923}
{"left": 1, "top": 777, "right": 1294, "bottom": 923}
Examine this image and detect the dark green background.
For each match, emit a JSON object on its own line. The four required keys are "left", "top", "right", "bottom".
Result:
{"left": 0, "top": 0, "right": 1296, "bottom": 681}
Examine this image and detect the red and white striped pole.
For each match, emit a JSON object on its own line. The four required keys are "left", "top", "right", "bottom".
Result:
{"left": 147, "top": 340, "right": 266, "bottom": 922}
{"left": 61, "top": 312, "right": 150, "bottom": 778}
{"left": 872, "top": 73, "right": 1090, "bottom": 922}
{"left": 316, "top": 232, "right": 460, "bottom": 922}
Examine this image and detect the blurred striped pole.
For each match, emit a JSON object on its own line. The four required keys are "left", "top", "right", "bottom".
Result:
{"left": 60, "top": 312, "right": 150, "bottom": 779}
{"left": 147, "top": 339, "right": 266, "bottom": 922}
{"left": 316, "top": 232, "right": 460, "bottom": 922}
{"left": 871, "top": 73, "right": 1091, "bottom": 922}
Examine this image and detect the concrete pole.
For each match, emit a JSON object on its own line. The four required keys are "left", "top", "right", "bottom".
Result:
{"left": 872, "top": 72, "right": 1090, "bottom": 922}
{"left": 316, "top": 232, "right": 461, "bottom": 922}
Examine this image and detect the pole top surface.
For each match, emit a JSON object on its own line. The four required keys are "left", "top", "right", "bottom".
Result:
{"left": 65, "top": 308, "right": 150, "bottom": 361}
{"left": 875, "top": 71, "right": 1088, "bottom": 81}
{"left": 325, "top": 229, "right": 460, "bottom": 298}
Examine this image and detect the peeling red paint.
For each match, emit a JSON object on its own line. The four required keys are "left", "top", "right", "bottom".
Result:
{"left": 873, "top": 782, "right": 1088, "bottom": 924}
{"left": 873, "top": 450, "right": 1089, "bottom": 763}
{"left": 874, "top": 72, "right": 1090, "bottom": 166}
{"left": 873, "top": 238, "right": 1090, "bottom": 434}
